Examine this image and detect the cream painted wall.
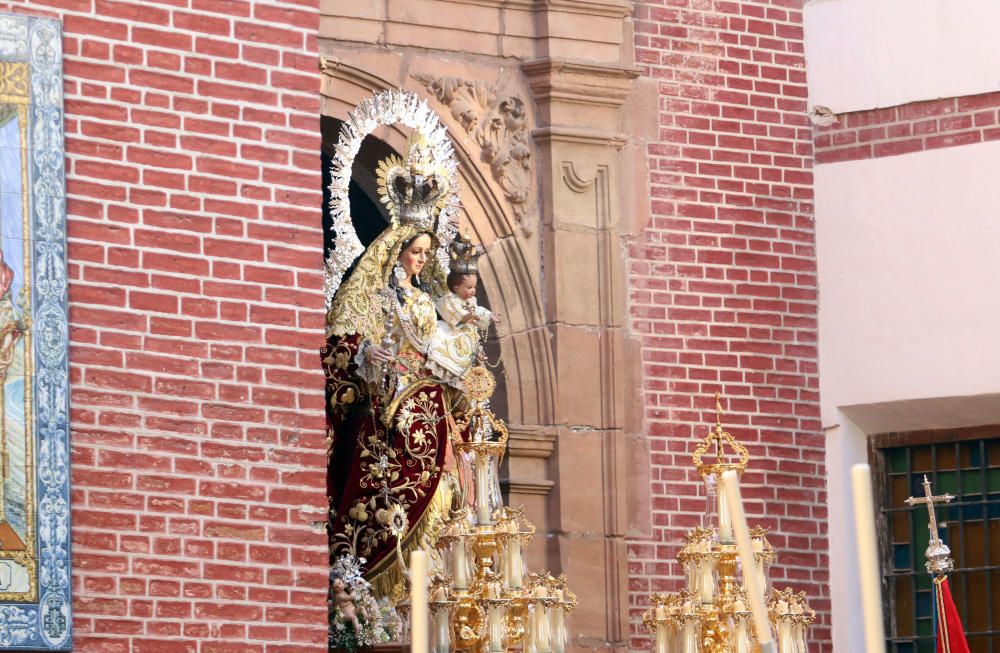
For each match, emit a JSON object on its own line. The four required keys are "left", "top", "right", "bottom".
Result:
{"left": 803, "top": 0, "right": 1000, "bottom": 113}
{"left": 815, "top": 141, "right": 1000, "bottom": 651}
{"left": 815, "top": 141, "right": 1000, "bottom": 423}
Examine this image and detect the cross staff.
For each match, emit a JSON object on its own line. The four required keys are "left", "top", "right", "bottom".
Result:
{"left": 905, "top": 475, "right": 955, "bottom": 576}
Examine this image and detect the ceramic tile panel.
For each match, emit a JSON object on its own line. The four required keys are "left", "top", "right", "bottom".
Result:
{"left": 0, "top": 13, "right": 70, "bottom": 651}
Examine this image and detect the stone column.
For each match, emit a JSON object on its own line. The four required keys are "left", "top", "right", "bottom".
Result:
{"left": 523, "top": 57, "right": 640, "bottom": 652}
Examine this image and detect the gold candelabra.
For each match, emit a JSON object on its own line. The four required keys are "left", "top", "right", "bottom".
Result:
{"left": 401, "top": 366, "right": 577, "bottom": 653}
{"left": 643, "top": 396, "right": 814, "bottom": 653}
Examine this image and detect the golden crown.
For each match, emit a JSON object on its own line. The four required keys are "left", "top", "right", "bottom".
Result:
{"left": 376, "top": 131, "right": 450, "bottom": 230}
{"left": 692, "top": 393, "right": 750, "bottom": 479}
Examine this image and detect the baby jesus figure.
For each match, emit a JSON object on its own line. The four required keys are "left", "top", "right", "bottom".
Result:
{"left": 427, "top": 269, "right": 500, "bottom": 385}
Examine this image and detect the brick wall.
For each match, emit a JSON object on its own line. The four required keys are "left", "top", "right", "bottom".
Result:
{"left": 814, "top": 92, "right": 1000, "bottom": 163}
{"left": 1, "top": 0, "right": 328, "bottom": 650}
{"left": 629, "top": 0, "right": 830, "bottom": 649}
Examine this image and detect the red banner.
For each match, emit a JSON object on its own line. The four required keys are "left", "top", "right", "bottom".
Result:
{"left": 935, "top": 576, "right": 970, "bottom": 653}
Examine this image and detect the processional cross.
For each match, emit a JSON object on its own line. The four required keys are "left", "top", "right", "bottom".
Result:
{"left": 904, "top": 475, "right": 955, "bottom": 576}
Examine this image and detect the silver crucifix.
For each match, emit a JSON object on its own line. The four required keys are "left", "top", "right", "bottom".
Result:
{"left": 904, "top": 475, "right": 955, "bottom": 576}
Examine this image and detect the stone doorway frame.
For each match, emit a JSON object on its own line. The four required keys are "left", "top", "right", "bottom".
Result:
{"left": 318, "top": 42, "right": 649, "bottom": 649}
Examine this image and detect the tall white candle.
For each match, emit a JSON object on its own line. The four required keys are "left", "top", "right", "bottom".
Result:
{"left": 475, "top": 453, "right": 492, "bottom": 525}
{"left": 525, "top": 606, "right": 538, "bottom": 653}
{"left": 851, "top": 464, "right": 886, "bottom": 653}
{"left": 488, "top": 604, "right": 505, "bottom": 652}
{"left": 654, "top": 606, "right": 668, "bottom": 653}
{"left": 452, "top": 538, "right": 469, "bottom": 590}
{"left": 535, "top": 604, "right": 552, "bottom": 653}
{"left": 434, "top": 606, "right": 450, "bottom": 653}
{"left": 720, "top": 470, "right": 772, "bottom": 646}
{"left": 791, "top": 602, "right": 805, "bottom": 653}
{"left": 685, "top": 558, "right": 698, "bottom": 594}
{"left": 733, "top": 599, "right": 752, "bottom": 653}
{"left": 776, "top": 601, "right": 793, "bottom": 653}
{"left": 508, "top": 538, "right": 523, "bottom": 589}
{"left": 698, "top": 554, "right": 715, "bottom": 604}
{"left": 410, "top": 550, "right": 429, "bottom": 653}
{"left": 552, "top": 606, "right": 567, "bottom": 653}
{"left": 680, "top": 604, "right": 698, "bottom": 653}
{"left": 717, "top": 476, "right": 734, "bottom": 544}
{"left": 748, "top": 536, "right": 767, "bottom": 596}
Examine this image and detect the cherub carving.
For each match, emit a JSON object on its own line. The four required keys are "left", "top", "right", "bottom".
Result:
{"left": 331, "top": 576, "right": 368, "bottom": 633}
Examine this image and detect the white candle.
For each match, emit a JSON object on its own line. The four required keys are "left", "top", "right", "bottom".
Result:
{"left": 525, "top": 606, "right": 538, "bottom": 653}
{"left": 475, "top": 453, "right": 492, "bottom": 525}
{"left": 680, "top": 603, "right": 698, "bottom": 653}
{"left": 452, "top": 538, "right": 469, "bottom": 590}
{"left": 717, "top": 476, "right": 734, "bottom": 544}
{"left": 508, "top": 537, "right": 523, "bottom": 589}
{"left": 776, "top": 601, "right": 793, "bottom": 653}
{"left": 434, "top": 606, "right": 450, "bottom": 653}
{"left": 410, "top": 550, "right": 429, "bottom": 653}
{"left": 748, "top": 536, "right": 767, "bottom": 595}
{"left": 733, "top": 599, "right": 752, "bottom": 653}
{"left": 698, "top": 555, "right": 715, "bottom": 603}
{"left": 654, "top": 606, "right": 668, "bottom": 653}
{"left": 851, "top": 464, "right": 886, "bottom": 653}
{"left": 552, "top": 606, "right": 567, "bottom": 653}
{"left": 790, "top": 602, "right": 805, "bottom": 653}
{"left": 535, "top": 604, "right": 552, "bottom": 653}
{"left": 685, "top": 557, "right": 698, "bottom": 594}
{"left": 488, "top": 604, "right": 505, "bottom": 652}
{"left": 795, "top": 619, "right": 808, "bottom": 653}
{"left": 720, "top": 470, "right": 773, "bottom": 646}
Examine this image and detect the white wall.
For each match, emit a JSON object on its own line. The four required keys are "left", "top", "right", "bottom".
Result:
{"left": 815, "top": 141, "right": 1000, "bottom": 422}
{"left": 804, "top": 0, "right": 1000, "bottom": 113}
{"left": 815, "top": 141, "right": 1000, "bottom": 651}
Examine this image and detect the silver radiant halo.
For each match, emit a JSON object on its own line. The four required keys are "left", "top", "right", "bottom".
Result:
{"left": 325, "top": 90, "right": 461, "bottom": 308}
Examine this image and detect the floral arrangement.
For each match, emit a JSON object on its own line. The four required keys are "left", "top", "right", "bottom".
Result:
{"left": 329, "top": 554, "right": 402, "bottom": 651}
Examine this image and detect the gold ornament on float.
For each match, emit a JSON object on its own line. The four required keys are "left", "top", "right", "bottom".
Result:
{"left": 397, "top": 365, "right": 576, "bottom": 653}
{"left": 643, "top": 394, "right": 814, "bottom": 653}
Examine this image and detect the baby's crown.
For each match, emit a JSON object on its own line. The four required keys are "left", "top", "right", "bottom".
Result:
{"left": 449, "top": 232, "right": 484, "bottom": 274}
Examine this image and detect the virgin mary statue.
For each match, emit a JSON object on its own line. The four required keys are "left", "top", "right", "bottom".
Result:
{"left": 322, "top": 130, "right": 463, "bottom": 597}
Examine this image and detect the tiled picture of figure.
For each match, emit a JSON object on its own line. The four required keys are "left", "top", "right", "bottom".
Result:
{"left": 0, "top": 13, "right": 70, "bottom": 650}
{"left": 0, "top": 85, "right": 33, "bottom": 597}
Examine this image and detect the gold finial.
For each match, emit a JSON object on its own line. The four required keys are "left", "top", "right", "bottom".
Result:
{"left": 692, "top": 393, "right": 750, "bottom": 479}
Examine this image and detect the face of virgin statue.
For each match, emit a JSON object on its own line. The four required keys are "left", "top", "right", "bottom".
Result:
{"left": 399, "top": 233, "right": 432, "bottom": 280}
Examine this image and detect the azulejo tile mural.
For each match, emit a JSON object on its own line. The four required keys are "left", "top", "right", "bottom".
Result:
{"left": 0, "top": 13, "right": 70, "bottom": 651}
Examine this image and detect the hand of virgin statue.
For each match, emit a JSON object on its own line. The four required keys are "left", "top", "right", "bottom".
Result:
{"left": 366, "top": 345, "right": 393, "bottom": 364}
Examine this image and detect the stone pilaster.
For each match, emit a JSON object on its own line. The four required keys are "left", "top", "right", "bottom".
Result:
{"left": 523, "top": 57, "right": 640, "bottom": 652}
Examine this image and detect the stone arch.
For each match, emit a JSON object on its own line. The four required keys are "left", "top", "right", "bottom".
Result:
{"left": 318, "top": 58, "right": 556, "bottom": 432}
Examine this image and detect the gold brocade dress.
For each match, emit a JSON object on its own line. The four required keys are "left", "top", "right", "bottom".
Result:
{"left": 364, "top": 285, "right": 439, "bottom": 423}
{"left": 323, "top": 282, "right": 457, "bottom": 597}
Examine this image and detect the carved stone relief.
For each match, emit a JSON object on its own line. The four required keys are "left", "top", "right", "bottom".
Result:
{"left": 413, "top": 75, "right": 533, "bottom": 222}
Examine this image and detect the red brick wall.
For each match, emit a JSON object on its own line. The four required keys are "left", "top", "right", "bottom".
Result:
{"left": 814, "top": 92, "right": 1000, "bottom": 163}
{"left": 630, "top": 0, "right": 830, "bottom": 649}
{"left": 3, "top": 0, "right": 328, "bottom": 649}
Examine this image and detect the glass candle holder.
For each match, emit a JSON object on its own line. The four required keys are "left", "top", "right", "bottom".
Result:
{"left": 449, "top": 535, "right": 471, "bottom": 591}
{"left": 551, "top": 603, "right": 567, "bottom": 653}
{"left": 484, "top": 598, "right": 510, "bottom": 653}
{"left": 430, "top": 602, "right": 452, "bottom": 653}
{"left": 469, "top": 445, "right": 503, "bottom": 527}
